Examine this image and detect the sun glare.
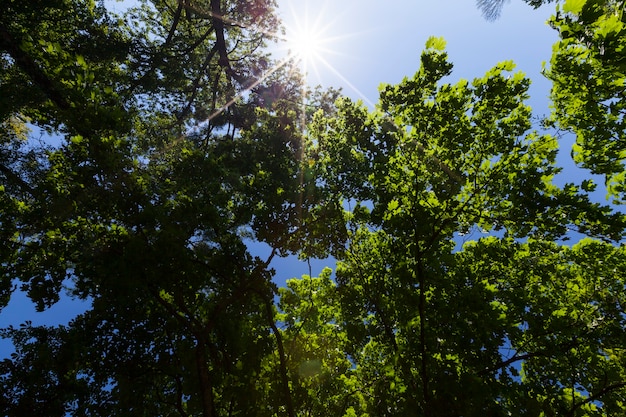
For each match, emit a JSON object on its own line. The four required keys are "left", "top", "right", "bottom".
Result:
{"left": 172, "top": 0, "right": 376, "bottom": 143}
{"left": 278, "top": 2, "right": 339, "bottom": 80}
{"left": 286, "top": 25, "right": 325, "bottom": 69}
{"left": 276, "top": 2, "right": 374, "bottom": 108}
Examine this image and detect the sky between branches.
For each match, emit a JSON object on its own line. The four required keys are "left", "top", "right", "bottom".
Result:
{"left": 0, "top": 0, "right": 569, "bottom": 346}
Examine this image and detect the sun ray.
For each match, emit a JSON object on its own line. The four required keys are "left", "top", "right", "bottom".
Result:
{"left": 165, "top": 0, "right": 379, "bottom": 151}
{"left": 166, "top": 54, "right": 295, "bottom": 151}
{"left": 182, "top": 0, "right": 377, "bottom": 117}
{"left": 275, "top": 1, "right": 378, "bottom": 111}
{"left": 314, "top": 54, "right": 377, "bottom": 109}
{"left": 205, "top": 54, "right": 294, "bottom": 123}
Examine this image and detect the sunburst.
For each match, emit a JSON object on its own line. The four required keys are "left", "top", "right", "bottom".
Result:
{"left": 283, "top": 25, "right": 326, "bottom": 79}
{"left": 276, "top": 1, "right": 376, "bottom": 110}
{"left": 193, "top": 0, "right": 375, "bottom": 130}
{"left": 278, "top": 2, "right": 340, "bottom": 82}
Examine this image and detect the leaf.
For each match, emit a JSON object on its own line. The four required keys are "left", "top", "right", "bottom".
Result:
{"left": 425, "top": 36, "right": 447, "bottom": 51}
{"left": 581, "top": 179, "right": 596, "bottom": 192}
{"left": 563, "top": 0, "right": 587, "bottom": 14}
{"left": 597, "top": 14, "right": 624, "bottom": 38}
{"left": 76, "top": 55, "right": 86, "bottom": 68}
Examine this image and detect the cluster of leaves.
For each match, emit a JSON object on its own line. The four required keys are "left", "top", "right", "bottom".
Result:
{"left": 547, "top": 0, "right": 626, "bottom": 200}
{"left": 293, "top": 34, "right": 626, "bottom": 416}
{"left": 0, "top": 1, "right": 323, "bottom": 415}
{"left": 1, "top": 0, "right": 626, "bottom": 416}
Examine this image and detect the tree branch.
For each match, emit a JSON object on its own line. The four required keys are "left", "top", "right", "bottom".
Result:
{"left": 207, "top": 0, "right": 244, "bottom": 83}
{"left": 263, "top": 296, "right": 295, "bottom": 417}
{"left": 0, "top": 24, "right": 70, "bottom": 111}
{"left": 570, "top": 381, "right": 626, "bottom": 415}
{"left": 416, "top": 256, "right": 430, "bottom": 417}
{"left": 165, "top": 1, "right": 185, "bottom": 45}
{"left": 195, "top": 336, "right": 216, "bottom": 417}
{"left": 177, "top": 44, "right": 219, "bottom": 123}
{"left": 0, "top": 162, "right": 36, "bottom": 196}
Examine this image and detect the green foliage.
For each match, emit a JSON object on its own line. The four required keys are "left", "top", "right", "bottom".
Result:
{"left": 274, "top": 269, "right": 364, "bottom": 416}
{"left": 308, "top": 39, "right": 626, "bottom": 416}
{"left": 2, "top": 1, "right": 626, "bottom": 416}
{"left": 547, "top": 0, "right": 626, "bottom": 201}
{"left": 0, "top": 0, "right": 315, "bottom": 415}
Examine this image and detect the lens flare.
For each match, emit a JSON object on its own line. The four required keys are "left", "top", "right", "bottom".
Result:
{"left": 278, "top": 2, "right": 339, "bottom": 81}
{"left": 285, "top": 23, "right": 325, "bottom": 71}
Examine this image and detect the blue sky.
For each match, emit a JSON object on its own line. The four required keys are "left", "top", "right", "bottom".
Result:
{"left": 0, "top": 1, "right": 564, "bottom": 354}
{"left": 276, "top": 0, "right": 557, "bottom": 112}
{"left": 276, "top": 0, "right": 616, "bottom": 201}
{"left": 275, "top": 1, "right": 593, "bottom": 191}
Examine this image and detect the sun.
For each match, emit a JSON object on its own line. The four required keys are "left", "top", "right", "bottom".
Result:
{"left": 269, "top": 1, "right": 374, "bottom": 108}
{"left": 278, "top": 3, "right": 336, "bottom": 79}
{"left": 285, "top": 24, "right": 325, "bottom": 70}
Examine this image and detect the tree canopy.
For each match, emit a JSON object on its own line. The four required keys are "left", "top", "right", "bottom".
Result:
{"left": 547, "top": 0, "right": 626, "bottom": 200}
{"left": 1, "top": 0, "right": 626, "bottom": 416}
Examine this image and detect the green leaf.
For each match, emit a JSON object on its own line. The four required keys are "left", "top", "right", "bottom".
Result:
{"left": 563, "top": 0, "right": 586, "bottom": 14}
{"left": 425, "top": 36, "right": 447, "bottom": 51}
{"left": 76, "top": 55, "right": 86, "bottom": 68}
{"left": 597, "top": 14, "right": 624, "bottom": 38}
{"left": 581, "top": 179, "right": 596, "bottom": 192}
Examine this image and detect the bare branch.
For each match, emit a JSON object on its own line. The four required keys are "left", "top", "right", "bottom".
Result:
{"left": 476, "top": 0, "right": 509, "bottom": 21}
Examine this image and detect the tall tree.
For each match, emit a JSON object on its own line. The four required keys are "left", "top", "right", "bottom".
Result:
{"left": 305, "top": 36, "right": 626, "bottom": 416}
{"left": 2, "top": 1, "right": 626, "bottom": 416}
{"left": 0, "top": 0, "right": 329, "bottom": 416}
{"left": 546, "top": 0, "right": 626, "bottom": 201}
